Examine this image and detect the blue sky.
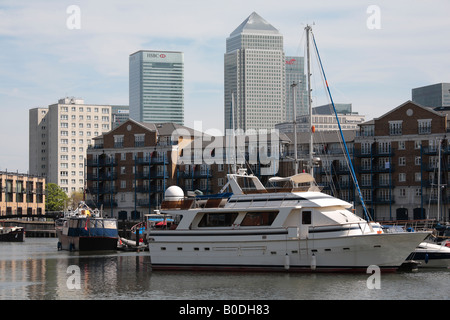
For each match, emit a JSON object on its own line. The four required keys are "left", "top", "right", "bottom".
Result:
{"left": 1, "top": 0, "right": 450, "bottom": 173}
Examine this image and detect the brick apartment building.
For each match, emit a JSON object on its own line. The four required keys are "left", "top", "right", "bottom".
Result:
{"left": 0, "top": 171, "right": 45, "bottom": 217}
{"left": 85, "top": 119, "right": 230, "bottom": 220}
{"left": 354, "top": 100, "right": 450, "bottom": 222}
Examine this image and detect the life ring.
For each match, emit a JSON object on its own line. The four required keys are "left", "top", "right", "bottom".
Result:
{"left": 232, "top": 223, "right": 240, "bottom": 229}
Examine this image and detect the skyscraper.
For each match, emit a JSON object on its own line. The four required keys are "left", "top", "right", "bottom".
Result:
{"left": 129, "top": 50, "right": 184, "bottom": 124}
{"left": 224, "top": 12, "right": 285, "bottom": 131}
{"left": 285, "top": 56, "right": 308, "bottom": 121}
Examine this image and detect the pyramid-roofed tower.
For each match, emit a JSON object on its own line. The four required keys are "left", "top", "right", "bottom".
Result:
{"left": 230, "top": 12, "right": 280, "bottom": 37}
{"left": 224, "top": 12, "right": 285, "bottom": 131}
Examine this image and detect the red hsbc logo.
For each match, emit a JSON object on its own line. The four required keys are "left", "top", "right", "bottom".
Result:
{"left": 285, "top": 59, "right": 296, "bottom": 65}
{"left": 146, "top": 53, "right": 167, "bottom": 58}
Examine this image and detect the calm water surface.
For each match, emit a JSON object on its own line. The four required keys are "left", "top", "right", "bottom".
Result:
{"left": 0, "top": 238, "right": 449, "bottom": 300}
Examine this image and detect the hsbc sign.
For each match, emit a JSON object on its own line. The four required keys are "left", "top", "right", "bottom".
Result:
{"left": 146, "top": 53, "right": 167, "bottom": 58}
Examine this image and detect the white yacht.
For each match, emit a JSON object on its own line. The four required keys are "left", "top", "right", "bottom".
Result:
{"left": 146, "top": 170, "right": 429, "bottom": 272}
{"left": 407, "top": 240, "right": 450, "bottom": 268}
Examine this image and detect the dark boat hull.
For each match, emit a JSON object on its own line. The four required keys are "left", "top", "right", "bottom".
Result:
{"left": 57, "top": 231, "right": 117, "bottom": 251}
{"left": 0, "top": 228, "right": 25, "bottom": 242}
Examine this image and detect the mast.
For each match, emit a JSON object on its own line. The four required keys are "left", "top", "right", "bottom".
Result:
{"left": 305, "top": 25, "right": 314, "bottom": 176}
{"left": 437, "top": 138, "right": 441, "bottom": 222}
{"left": 291, "top": 82, "right": 298, "bottom": 175}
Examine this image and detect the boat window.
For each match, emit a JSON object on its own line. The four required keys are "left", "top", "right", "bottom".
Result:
{"left": 240, "top": 211, "right": 279, "bottom": 226}
{"left": 103, "top": 220, "right": 115, "bottom": 229}
{"left": 198, "top": 212, "right": 238, "bottom": 227}
{"left": 302, "top": 211, "right": 312, "bottom": 225}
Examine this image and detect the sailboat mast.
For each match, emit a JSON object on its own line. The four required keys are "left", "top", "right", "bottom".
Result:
{"left": 438, "top": 138, "right": 441, "bottom": 222}
{"left": 306, "top": 25, "right": 314, "bottom": 176}
{"left": 291, "top": 82, "right": 298, "bottom": 175}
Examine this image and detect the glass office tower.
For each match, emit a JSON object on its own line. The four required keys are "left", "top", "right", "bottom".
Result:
{"left": 285, "top": 56, "right": 307, "bottom": 121}
{"left": 129, "top": 50, "right": 184, "bottom": 124}
{"left": 224, "top": 12, "right": 285, "bottom": 131}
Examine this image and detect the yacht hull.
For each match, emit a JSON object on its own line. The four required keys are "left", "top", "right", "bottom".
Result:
{"left": 148, "top": 230, "right": 429, "bottom": 273}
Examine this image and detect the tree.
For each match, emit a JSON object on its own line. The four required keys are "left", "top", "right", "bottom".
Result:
{"left": 68, "top": 190, "right": 84, "bottom": 210}
{"left": 45, "top": 183, "right": 69, "bottom": 212}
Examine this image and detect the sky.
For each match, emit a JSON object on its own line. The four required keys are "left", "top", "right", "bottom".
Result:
{"left": 1, "top": 0, "right": 450, "bottom": 173}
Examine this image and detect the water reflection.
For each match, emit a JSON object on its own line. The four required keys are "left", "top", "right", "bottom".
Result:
{"left": 0, "top": 239, "right": 152, "bottom": 299}
{"left": 1, "top": 239, "right": 450, "bottom": 300}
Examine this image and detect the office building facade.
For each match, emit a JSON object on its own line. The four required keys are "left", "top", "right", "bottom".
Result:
{"left": 285, "top": 56, "right": 307, "bottom": 121}
{"left": 129, "top": 50, "right": 184, "bottom": 125}
{"left": 29, "top": 97, "right": 112, "bottom": 194}
{"left": 412, "top": 83, "right": 450, "bottom": 108}
{"left": 224, "top": 12, "right": 285, "bottom": 131}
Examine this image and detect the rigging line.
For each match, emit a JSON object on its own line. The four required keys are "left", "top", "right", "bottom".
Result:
{"left": 310, "top": 31, "right": 372, "bottom": 222}
{"left": 309, "top": 38, "right": 346, "bottom": 199}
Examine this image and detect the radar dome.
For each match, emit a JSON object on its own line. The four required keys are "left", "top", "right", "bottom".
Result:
{"left": 164, "top": 186, "right": 184, "bottom": 201}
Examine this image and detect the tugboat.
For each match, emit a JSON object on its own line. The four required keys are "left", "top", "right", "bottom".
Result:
{"left": 56, "top": 202, "right": 118, "bottom": 251}
{"left": 0, "top": 226, "right": 25, "bottom": 242}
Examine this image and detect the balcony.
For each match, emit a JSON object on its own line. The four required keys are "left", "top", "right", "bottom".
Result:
{"left": 179, "top": 171, "right": 213, "bottom": 179}
{"left": 134, "top": 157, "right": 169, "bottom": 165}
{"left": 354, "top": 148, "right": 395, "bottom": 158}
{"left": 86, "top": 159, "right": 117, "bottom": 167}
{"left": 89, "top": 187, "right": 117, "bottom": 194}
{"left": 135, "top": 171, "right": 169, "bottom": 179}
{"left": 356, "top": 164, "right": 395, "bottom": 173}
{"left": 86, "top": 172, "right": 117, "bottom": 180}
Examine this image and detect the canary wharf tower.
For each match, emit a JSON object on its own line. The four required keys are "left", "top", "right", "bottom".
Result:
{"left": 130, "top": 50, "right": 184, "bottom": 124}
{"left": 225, "top": 12, "right": 285, "bottom": 131}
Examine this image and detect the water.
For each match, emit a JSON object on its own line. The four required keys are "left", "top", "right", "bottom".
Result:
{"left": 1, "top": 238, "right": 449, "bottom": 300}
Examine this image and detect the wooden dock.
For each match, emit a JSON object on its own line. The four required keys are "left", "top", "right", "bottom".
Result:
{"left": 0, "top": 220, "right": 56, "bottom": 238}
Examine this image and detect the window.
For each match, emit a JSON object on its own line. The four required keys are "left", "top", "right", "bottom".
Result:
{"left": 415, "top": 172, "right": 421, "bottom": 182}
{"left": 398, "top": 141, "right": 405, "bottom": 150}
{"left": 135, "top": 134, "right": 145, "bottom": 147}
{"left": 240, "top": 211, "right": 278, "bottom": 226}
{"left": 378, "top": 141, "right": 391, "bottom": 154}
{"left": 389, "top": 121, "right": 402, "bottom": 135}
{"left": 399, "top": 188, "right": 406, "bottom": 197}
{"left": 399, "top": 173, "right": 406, "bottom": 182}
{"left": 398, "top": 157, "right": 406, "bottom": 166}
{"left": 361, "top": 142, "right": 371, "bottom": 154}
{"left": 415, "top": 156, "right": 421, "bottom": 166}
{"left": 302, "top": 211, "right": 311, "bottom": 225}
{"left": 114, "top": 135, "right": 124, "bottom": 148}
{"left": 418, "top": 119, "right": 431, "bottom": 134}
{"left": 198, "top": 212, "right": 238, "bottom": 227}
{"left": 379, "top": 174, "right": 390, "bottom": 186}
{"left": 361, "top": 174, "right": 371, "bottom": 186}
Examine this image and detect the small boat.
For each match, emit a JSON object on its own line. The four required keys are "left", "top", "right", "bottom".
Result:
{"left": 407, "top": 240, "right": 450, "bottom": 268}
{"left": 55, "top": 201, "right": 118, "bottom": 251}
{"left": 0, "top": 226, "right": 25, "bottom": 242}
